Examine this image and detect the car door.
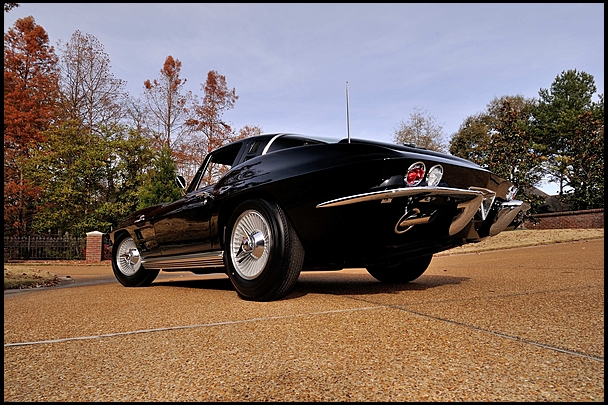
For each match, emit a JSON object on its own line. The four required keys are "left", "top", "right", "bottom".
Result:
{"left": 153, "top": 141, "right": 246, "bottom": 257}
{"left": 152, "top": 188, "right": 215, "bottom": 256}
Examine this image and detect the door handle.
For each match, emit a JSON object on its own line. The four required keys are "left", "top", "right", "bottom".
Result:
{"left": 194, "top": 192, "right": 214, "bottom": 203}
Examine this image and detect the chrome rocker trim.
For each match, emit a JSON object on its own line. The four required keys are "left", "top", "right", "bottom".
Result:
{"left": 141, "top": 251, "right": 225, "bottom": 270}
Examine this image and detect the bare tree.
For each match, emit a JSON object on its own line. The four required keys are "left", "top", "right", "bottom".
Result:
{"left": 4, "top": 3, "right": 19, "bottom": 12}
{"left": 141, "top": 55, "right": 193, "bottom": 150}
{"left": 392, "top": 106, "right": 448, "bottom": 153}
{"left": 57, "top": 30, "right": 129, "bottom": 135}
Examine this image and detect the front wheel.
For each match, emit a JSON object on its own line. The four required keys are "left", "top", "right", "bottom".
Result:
{"left": 112, "top": 233, "right": 159, "bottom": 287}
{"left": 225, "top": 199, "right": 304, "bottom": 301}
{"left": 366, "top": 254, "right": 433, "bottom": 283}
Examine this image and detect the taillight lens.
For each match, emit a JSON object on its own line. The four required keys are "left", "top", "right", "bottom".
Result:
{"left": 405, "top": 162, "right": 426, "bottom": 186}
{"left": 427, "top": 165, "right": 443, "bottom": 187}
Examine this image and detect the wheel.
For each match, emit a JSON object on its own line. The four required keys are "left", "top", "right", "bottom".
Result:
{"left": 366, "top": 254, "right": 433, "bottom": 283}
{"left": 112, "top": 233, "right": 159, "bottom": 287}
{"left": 225, "top": 199, "right": 304, "bottom": 301}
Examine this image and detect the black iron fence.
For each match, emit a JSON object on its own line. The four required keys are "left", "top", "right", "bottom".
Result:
{"left": 102, "top": 233, "right": 113, "bottom": 261}
{"left": 4, "top": 235, "right": 87, "bottom": 262}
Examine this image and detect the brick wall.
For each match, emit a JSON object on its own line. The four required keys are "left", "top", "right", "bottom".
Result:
{"left": 523, "top": 208, "right": 604, "bottom": 230}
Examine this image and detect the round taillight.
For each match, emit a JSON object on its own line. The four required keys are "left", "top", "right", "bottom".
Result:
{"left": 405, "top": 162, "right": 426, "bottom": 186}
{"left": 426, "top": 165, "right": 443, "bottom": 187}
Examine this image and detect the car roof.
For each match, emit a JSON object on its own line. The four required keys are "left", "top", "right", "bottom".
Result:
{"left": 253, "top": 133, "right": 345, "bottom": 145}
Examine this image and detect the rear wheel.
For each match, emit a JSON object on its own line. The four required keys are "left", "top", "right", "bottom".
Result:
{"left": 366, "top": 254, "right": 433, "bottom": 283}
{"left": 225, "top": 199, "right": 304, "bottom": 301}
{"left": 112, "top": 233, "right": 159, "bottom": 287}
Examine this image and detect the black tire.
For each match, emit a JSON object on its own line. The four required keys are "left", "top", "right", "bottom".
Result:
{"left": 366, "top": 254, "right": 433, "bottom": 283}
{"left": 112, "top": 233, "right": 159, "bottom": 287}
{"left": 225, "top": 199, "right": 304, "bottom": 301}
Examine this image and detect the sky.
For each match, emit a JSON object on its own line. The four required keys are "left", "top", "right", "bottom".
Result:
{"left": 4, "top": 3, "right": 604, "bottom": 195}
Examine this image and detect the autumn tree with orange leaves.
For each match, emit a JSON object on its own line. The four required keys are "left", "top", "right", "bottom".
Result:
{"left": 188, "top": 70, "right": 239, "bottom": 151}
{"left": 4, "top": 16, "right": 60, "bottom": 236}
{"left": 3, "top": 13, "right": 264, "bottom": 234}
{"left": 142, "top": 55, "right": 193, "bottom": 150}
{"left": 235, "top": 125, "right": 263, "bottom": 141}
{"left": 172, "top": 70, "right": 238, "bottom": 179}
{"left": 142, "top": 59, "right": 262, "bottom": 183}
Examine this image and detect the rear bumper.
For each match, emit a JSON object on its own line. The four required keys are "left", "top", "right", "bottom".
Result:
{"left": 317, "top": 186, "right": 529, "bottom": 241}
{"left": 489, "top": 200, "right": 531, "bottom": 237}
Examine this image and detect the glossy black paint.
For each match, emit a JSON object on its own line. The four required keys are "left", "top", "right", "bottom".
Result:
{"left": 111, "top": 133, "right": 519, "bottom": 273}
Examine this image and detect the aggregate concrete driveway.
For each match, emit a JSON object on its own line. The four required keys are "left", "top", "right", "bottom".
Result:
{"left": 4, "top": 239, "right": 604, "bottom": 401}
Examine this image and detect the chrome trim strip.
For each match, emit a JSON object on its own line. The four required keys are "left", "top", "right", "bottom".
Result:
{"left": 141, "top": 251, "right": 225, "bottom": 270}
{"left": 468, "top": 186, "right": 495, "bottom": 196}
{"left": 316, "top": 187, "right": 484, "bottom": 208}
{"left": 489, "top": 200, "right": 529, "bottom": 236}
{"left": 261, "top": 134, "right": 285, "bottom": 155}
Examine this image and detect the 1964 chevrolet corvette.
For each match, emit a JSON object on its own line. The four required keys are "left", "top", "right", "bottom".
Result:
{"left": 110, "top": 133, "right": 528, "bottom": 301}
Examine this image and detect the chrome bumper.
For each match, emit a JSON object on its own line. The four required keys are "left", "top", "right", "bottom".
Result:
{"left": 489, "top": 200, "right": 530, "bottom": 236}
{"left": 316, "top": 186, "right": 485, "bottom": 208}
{"left": 317, "top": 186, "right": 528, "bottom": 237}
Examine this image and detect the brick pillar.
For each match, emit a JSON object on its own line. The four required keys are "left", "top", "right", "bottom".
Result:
{"left": 86, "top": 231, "right": 104, "bottom": 262}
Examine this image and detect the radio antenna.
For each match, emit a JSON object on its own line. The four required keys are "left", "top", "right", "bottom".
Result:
{"left": 346, "top": 81, "right": 351, "bottom": 143}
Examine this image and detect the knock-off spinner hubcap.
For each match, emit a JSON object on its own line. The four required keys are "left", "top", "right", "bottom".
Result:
{"left": 240, "top": 230, "right": 266, "bottom": 259}
{"left": 231, "top": 210, "right": 271, "bottom": 280}
{"left": 116, "top": 237, "right": 141, "bottom": 276}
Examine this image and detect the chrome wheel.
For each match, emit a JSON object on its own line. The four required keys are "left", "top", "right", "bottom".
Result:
{"left": 225, "top": 199, "right": 304, "bottom": 301}
{"left": 116, "top": 236, "right": 141, "bottom": 276}
{"left": 230, "top": 209, "right": 271, "bottom": 280}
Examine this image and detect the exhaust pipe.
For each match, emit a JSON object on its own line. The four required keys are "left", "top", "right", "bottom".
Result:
{"left": 395, "top": 208, "right": 436, "bottom": 234}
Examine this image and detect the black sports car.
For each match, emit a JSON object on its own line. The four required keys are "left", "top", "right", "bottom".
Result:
{"left": 110, "top": 133, "right": 528, "bottom": 301}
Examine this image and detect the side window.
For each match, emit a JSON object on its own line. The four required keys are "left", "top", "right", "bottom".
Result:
{"left": 248, "top": 140, "right": 263, "bottom": 155}
{"left": 195, "top": 143, "right": 243, "bottom": 190}
{"left": 243, "top": 139, "right": 264, "bottom": 162}
{"left": 198, "top": 158, "right": 232, "bottom": 189}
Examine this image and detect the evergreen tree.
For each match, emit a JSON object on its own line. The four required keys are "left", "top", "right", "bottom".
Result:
{"left": 137, "top": 147, "right": 183, "bottom": 210}
{"left": 450, "top": 95, "right": 546, "bottom": 214}
{"left": 532, "top": 69, "right": 602, "bottom": 202}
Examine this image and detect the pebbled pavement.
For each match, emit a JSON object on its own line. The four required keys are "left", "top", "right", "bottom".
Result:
{"left": 3, "top": 239, "right": 604, "bottom": 401}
